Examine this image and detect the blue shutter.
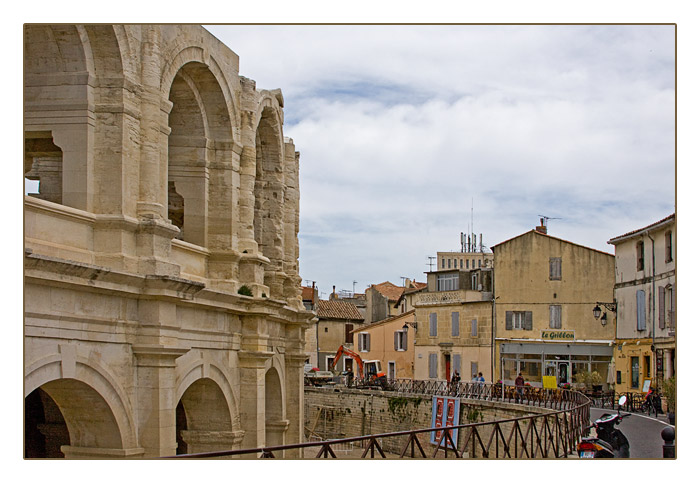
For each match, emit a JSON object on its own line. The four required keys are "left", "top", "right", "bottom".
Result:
{"left": 636, "top": 290, "right": 646, "bottom": 330}
{"left": 451, "top": 312, "right": 459, "bottom": 336}
{"left": 453, "top": 354, "right": 461, "bottom": 375}
{"left": 430, "top": 313, "right": 437, "bottom": 336}
{"left": 429, "top": 353, "right": 437, "bottom": 378}
{"left": 471, "top": 319, "right": 477, "bottom": 337}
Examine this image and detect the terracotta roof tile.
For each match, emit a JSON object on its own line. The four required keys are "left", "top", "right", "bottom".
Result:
{"left": 608, "top": 213, "right": 675, "bottom": 244}
{"left": 370, "top": 281, "right": 405, "bottom": 301}
{"left": 301, "top": 286, "right": 315, "bottom": 301}
{"left": 316, "top": 299, "right": 364, "bottom": 321}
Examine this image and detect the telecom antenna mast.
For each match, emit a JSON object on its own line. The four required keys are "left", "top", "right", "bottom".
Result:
{"left": 427, "top": 256, "right": 436, "bottom": 272}
{"left": 538, "top": 215, "right": 562, "bottom": 228}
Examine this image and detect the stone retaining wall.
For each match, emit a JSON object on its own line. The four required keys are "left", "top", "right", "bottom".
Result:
{"left": 304, "top": 387, "right": 555, "bottom": 457}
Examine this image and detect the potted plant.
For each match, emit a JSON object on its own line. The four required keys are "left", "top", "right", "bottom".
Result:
{"left": 662, "top": 376, "right": 676, "bottom": 425}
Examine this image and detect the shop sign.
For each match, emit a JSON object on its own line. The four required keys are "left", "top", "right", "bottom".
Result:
{"left": 541, "top": 330, "right": 575, "bottom": 341}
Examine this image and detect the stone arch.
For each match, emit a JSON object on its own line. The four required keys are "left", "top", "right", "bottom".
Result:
{"left": 264, "top": 365, "right": 287, "bottom": 451}
{"left": 24, "top": 350, "right": 140, "bottom": 457}
{"left": 160, "top": 45, "right": 239, "bottom": 139}
{"left": 166, "top": 58, "right": 238, "bottom": 250}
{"left": 254, "top": 99, "right": 286, "bottom": 297}
{"left": 174, "top": 354, "right": 243, "bottom": 455}
{"left": 24, "top": 24, "right": 94, "bottom": 211}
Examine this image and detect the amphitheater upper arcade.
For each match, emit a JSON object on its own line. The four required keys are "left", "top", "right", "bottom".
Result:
{"left": 23, "top": 24, "right": 313, "bottom": 458}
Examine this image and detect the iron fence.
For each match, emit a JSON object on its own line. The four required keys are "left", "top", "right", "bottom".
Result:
{"left": 166, "top": 380, "right": 591, "bottom": 459}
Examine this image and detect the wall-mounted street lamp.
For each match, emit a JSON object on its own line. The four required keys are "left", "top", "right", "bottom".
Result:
{"left": 593, "top": 301, "right": 617, "bottom": 326}
{"left": 402, "top": 321, "right": 417, "bottom": 333}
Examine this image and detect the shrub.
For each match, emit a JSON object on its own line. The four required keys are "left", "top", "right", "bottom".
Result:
{"left": 237, "top": 285, "right": 253, "bottom": 297}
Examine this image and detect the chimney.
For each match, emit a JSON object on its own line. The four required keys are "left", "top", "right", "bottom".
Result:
{"left": 330, "top": 285, "right": 338, "bottom": 300}
{"left": 535, "top": 218, "right": 547, "bottom": 235}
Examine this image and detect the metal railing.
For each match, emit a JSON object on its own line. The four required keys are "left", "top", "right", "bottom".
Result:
{"left": 167, "top": 380, "right": 591, "bottom": 459}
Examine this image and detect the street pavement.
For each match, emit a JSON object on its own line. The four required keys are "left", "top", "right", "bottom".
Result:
{"left": 589, "top": 407, "right": 675, "bottom": 459}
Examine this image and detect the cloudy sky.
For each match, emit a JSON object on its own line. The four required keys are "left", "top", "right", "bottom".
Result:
{"left": 205, "top": 24, "right": 676, "bottom": 299}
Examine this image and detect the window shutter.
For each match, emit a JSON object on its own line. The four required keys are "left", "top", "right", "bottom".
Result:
{"left": 658, "top": 286, "right": 665, "bottom": 329}
{"left": 453, "top": 354, "right": 461, "bottom": 375}
{"left": 549, "top": 305, "right": 561, "bottom": 329}
{"left": 451, "top": 312, "right": 459, "bottom": 336}
{"left": 524, "top": 311, "right": 533, "bottom": 331}
{"left": 367, "top": 333, "right": 371, "bottom": 351}
{"left": 430, "top": 313, "right": 437, "bottom": 336}
{"left": 394, "top": 331, "right": 399, "bottom": 351}
{"left": 505, "top": 311, "right": 513, "bottom": 330}
{"left": 471, "top": 319, "right": 477, "bottom": 337}
{"left": 636, "top": 290, "right": 646, "bottom": 330}
{"left": 429, "top": 353, "right": 437, "bottom": 379}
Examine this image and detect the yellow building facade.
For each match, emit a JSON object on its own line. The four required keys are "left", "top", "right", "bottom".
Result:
{"left": 413, "top": 268, "right": 494, "bottom": 382}
{"left": 493, "top": 227, "right": 616, "bottom": 388}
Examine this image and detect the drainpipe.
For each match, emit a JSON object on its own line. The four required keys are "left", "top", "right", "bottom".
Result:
{"left": 646, "top": 231, "right": 656, "bottom": 388}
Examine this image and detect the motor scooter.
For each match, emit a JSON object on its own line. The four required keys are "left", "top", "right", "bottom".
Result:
{"left": 577, "top": 395, "right": 631, "bottom": 458}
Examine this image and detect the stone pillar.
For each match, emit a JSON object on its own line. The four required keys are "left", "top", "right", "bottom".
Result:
{"left": 237, "top": 144, "right": 258, "bottom": 254}
{"left": 238, "top": 350, "right": 273, "bottom": 455}
{"left": 133, "top": 345, "right": 188, "bottom": 458}
{"left": 180, "top": 430, "right": 245, "bottom": 458}
{"left": 137, "top": 25, "right": 168, "bottom": 221}
{"left": 284, "top": 352, "right": 307, "bottom": 458}
{"left": 282, "top": 140, "right": 302, "bottom": 306}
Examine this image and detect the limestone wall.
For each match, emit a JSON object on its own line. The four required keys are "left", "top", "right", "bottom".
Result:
{"left": 304, "top": 387, "right": 554, "bottom": 457}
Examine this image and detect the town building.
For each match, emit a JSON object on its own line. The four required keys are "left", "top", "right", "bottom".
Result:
{"left": 23, "top": 25, "right": 313, "bottom": 458}
{"left": 607, "top": 214, "right": 676, "bottom": 393}
{"left": 413, "top": 266, "right": 494, "bottom": 382}
{"left": 437, "top": 232, "right": 494, "bottom": 272}
{"left": 492, "top": 222, "right": 616, "bottom": 388}
{"left": 351, "top": 310, "right": 417, "bottom": 380}
{"left": 314, "top": 299, "right": 366, "bottom": 372}
{"left": 364, "top": 281, "right": 406, "bottom": 323}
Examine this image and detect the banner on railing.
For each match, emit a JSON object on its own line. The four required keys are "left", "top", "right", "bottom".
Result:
{"left": 430, "top": 395, "right": 460, "bottom": 447}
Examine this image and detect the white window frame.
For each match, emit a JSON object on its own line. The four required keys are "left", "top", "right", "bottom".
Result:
{"left": 394, "top": 330, "right": 407, "bottom": 351}
{"left": 359, "top": 332, "right": 370, "bottom": 352}
{"left": 437, "top": 273, "right": 459, "bottom": 291}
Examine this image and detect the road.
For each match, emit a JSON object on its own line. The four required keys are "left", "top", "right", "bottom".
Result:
{"left": 589, "top": 407, "right": 674, "bottom": 459}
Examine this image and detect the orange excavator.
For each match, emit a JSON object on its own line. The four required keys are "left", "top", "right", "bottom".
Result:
{"left": 330, "top": 345, "right": 388, "bottom": 389}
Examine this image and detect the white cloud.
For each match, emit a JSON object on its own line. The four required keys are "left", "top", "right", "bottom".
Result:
{"left": 205, "top": 24, "right": 676, "bottom": 297}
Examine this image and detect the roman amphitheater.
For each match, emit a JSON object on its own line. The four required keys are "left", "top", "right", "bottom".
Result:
{"left": 24, "top": 24, "right": 314, "bottom": 458}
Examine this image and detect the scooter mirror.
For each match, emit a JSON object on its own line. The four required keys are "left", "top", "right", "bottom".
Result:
{"left": 619, "top": 395, "right": 627, "bottom": 406}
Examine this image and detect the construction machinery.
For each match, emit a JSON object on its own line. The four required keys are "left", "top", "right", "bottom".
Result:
{"left": 330, "top": 345, "right": 388, "bottom": 389}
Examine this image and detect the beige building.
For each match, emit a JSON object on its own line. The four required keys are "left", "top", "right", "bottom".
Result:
{"left": 314, "top": 299, "right": 365, "bottom": 372}
{"left": 413, "top": 267, "right": 494, "bottom": 382}
{"left": 437, "top": 251, "right": 494, "bottom": 272}
{"left": 351, "top": 311, "right": 417, "bottom": 380}
{"left": 607, "top": 214, "right": 676, "bottom": 393}
{"left": 24, "top": 25, "right": 313, "bottom": 458}
{"left": 492, "top": 223, "right": 616, "bottom": 388}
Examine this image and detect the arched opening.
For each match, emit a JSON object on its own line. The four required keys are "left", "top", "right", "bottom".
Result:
{"left": 176, "top": 378, "right": 233, "bottom": 455}
{"left": 24, "top": 25, "right": 93, "bottom": 211}
{"left": 24, "top": 378, "right": 123, "bottom": 458}
{"left": 254, "top": 107, "right": 285, "bottom": 296}
{"left": 264, "top": 367, "right": 286, "bottom": 453}
{"left": 24, "top": 132, "right": 63, "bottom": 203}
{"left": 25, "top": 387, "right": 69, "bottom": 458}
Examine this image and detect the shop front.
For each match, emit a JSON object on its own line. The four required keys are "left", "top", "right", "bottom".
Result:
{"left": 499, "top": 341, "right": 614, "bottom": 389}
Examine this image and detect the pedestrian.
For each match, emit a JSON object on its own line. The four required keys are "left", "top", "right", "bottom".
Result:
{"left": 451, "top": 371, "right": 461, "bottom": 396}
{"left": 515, "top": 372, "right": 525, "bottom": 402}
{"left": 478, "top": 372, "right": 485, "bottom": 384}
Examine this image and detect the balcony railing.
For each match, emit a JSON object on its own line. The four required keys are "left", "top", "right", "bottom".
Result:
{"left": 166, "top": 381, "right": 591, "bottom": 459}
